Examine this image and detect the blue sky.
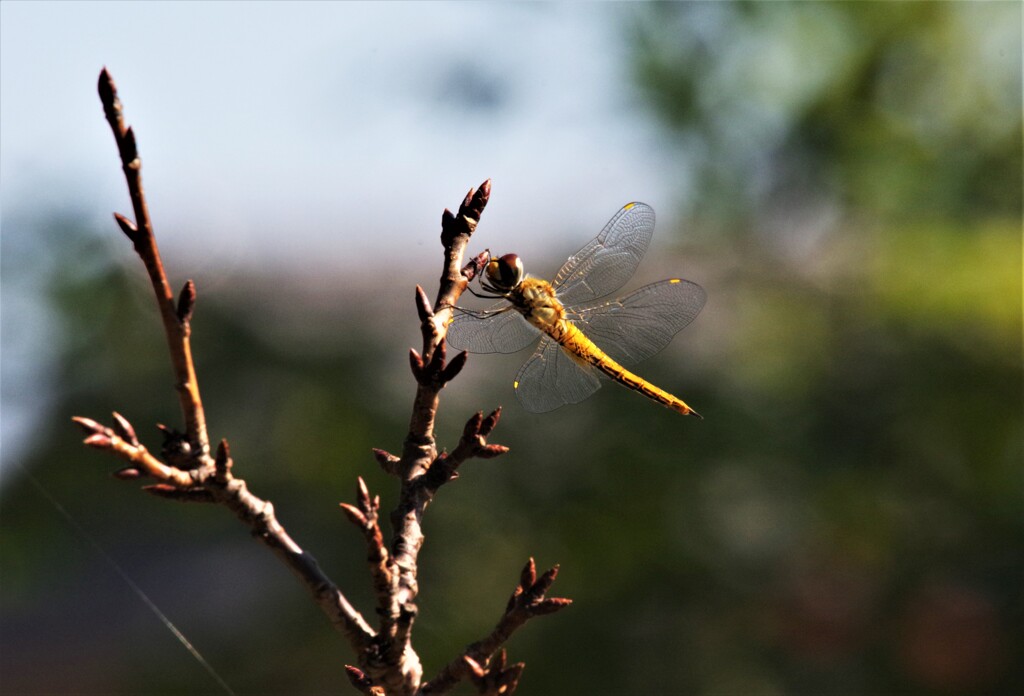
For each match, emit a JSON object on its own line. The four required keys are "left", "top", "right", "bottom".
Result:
{"left": 1, "top": 2, "right": 688, "bottom": 269}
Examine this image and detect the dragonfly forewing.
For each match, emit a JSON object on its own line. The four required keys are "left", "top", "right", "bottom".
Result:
{"left": 551, "top": 202, "right": 656, "bottom": 307}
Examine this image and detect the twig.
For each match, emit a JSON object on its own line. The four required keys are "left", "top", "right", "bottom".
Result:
{"left": 361, "top": 182, "right": 499, "bottom": 694}
{"left": 420, "top": 558, "right": 571, "bottom": 695}
{"left": 422, "top": 408, "right": 510, "bottom": 491}
{"left": 98, "top": 68, "right": 209, "bottom": 457}
{"left": 76, "top": 68, "right": 374, "bottom": 658}
{"left": 340, "top": 478, "right": 393, "bottom": 612}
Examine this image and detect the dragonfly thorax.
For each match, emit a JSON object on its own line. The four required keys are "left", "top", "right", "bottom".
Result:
{"left": 513, "top": 277, "right": 565, "bottom": 333}
{"left": 482, "top": 253, "right": 524, "bottom": 294}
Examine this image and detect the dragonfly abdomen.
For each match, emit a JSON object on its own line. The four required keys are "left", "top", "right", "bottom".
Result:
{"left": 553, "top": 321, "right": 701, "bottom": 418}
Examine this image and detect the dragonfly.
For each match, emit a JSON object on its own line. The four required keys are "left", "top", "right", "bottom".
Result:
{"left": 447, "top": 202, "right": 706, "bottom": 417}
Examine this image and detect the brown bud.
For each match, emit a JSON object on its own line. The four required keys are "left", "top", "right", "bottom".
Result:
{"left": 462, "top": 655, "right": 486, "bottom": 678}
{"left": 71, "top": 416, "right": 105, "bottom": 435}
{"left": 97, "top": 68, "right": 115, "bottom": 107}
{"left": 477, "top": 444, "right": 510, "bottom": 459}
{"left": 415, "top": 285, "right": 433, "bottom": 322}
{"left": 339, "top": 502, "right": 367, "bottom": 527}
{"left": 530, "top": 564, "right": 560, "bottom": 599}
{"left": 110, "top": 411, "right": 138, "bottom": 446}
{"left": 123, "top": 127, "right": 139, "bottom": 164}
{"left": 480, "top": 406, "right": 502, "bottom": 436}
{"left": 409, "top": 348, "right": 424, "bottom": 378}
{"left": 176, "top": 280, "right": 196, "bottom": 325}
{"left": 520, "top": 557, "right": 537, "bottom": 590}
{"left": 463, "top": 411, "right": 484, "bottom": 439}
{"left": 113, "top": 213, "right": 138, "bottom": 242}
{"left": 83, "top": 433, "right": 113, "bottom": 449}
{"left": 372, "top": 448, "right": 399, "bottom": 474}
{"left": 214, "top": 439, "right": 233, "bottom": 479}
{"left": 534, "top": 597, "right": 573, "bottom": 615}
{"left": 441, "top": 349, "right": 468, "bottom": 383}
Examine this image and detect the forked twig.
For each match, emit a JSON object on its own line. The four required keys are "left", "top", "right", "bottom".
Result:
{"left": 98, "top": 72, "right": 209, "bottom": 456}
{"left": 421, "top": 558, "right": 572, "bottom": 695}
{"left": 76, "top": 68, "right": 374, "bottom": 656}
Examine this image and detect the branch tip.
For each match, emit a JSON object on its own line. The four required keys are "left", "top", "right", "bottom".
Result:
{"left": 97, "top": 67, "right": 114, "bottom": 103}
{"left": 113, "top": 467, "right": 142, "bottom": 480}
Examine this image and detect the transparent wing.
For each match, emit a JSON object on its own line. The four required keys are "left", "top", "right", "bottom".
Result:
{"left": 550, "top": 202, "right": 656, "bottom": 307}
{"left": 446, "top": 304, "right": 540, "bottom": 354}
{"left": 513, "top": 336, "right": 602, "bottom": 413}
{"left": 568, "top": 278, "right": 706, "bottom": 366}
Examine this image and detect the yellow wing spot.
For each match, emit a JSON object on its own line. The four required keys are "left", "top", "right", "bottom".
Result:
{"left": 669, "top": 278, "right": 681, "bottom": 284}
{"left": 623, "top": 202, "right": 635, "bottom": 211}
{"left": 513, "top": 380, "right": 520, "bottom": 389}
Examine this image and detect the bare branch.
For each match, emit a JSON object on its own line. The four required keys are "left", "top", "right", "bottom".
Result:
{"left": 97, "top": 67, "right": 210, "bottom": 456}
{"left": 80, "top": 68, "right": 376, "bottom": 661}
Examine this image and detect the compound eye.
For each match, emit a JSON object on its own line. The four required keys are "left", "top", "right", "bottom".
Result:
{"left": 486, "top": 253, "right": 523, "bottom": 291}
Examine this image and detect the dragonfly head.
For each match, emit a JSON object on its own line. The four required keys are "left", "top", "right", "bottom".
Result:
{"left": 481, "top": 253, "right": 523, "bottom": 294}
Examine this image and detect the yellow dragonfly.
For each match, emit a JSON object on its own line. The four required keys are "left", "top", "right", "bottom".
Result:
{"left": 448, "top": 202, "right": 706, "bottom": 417}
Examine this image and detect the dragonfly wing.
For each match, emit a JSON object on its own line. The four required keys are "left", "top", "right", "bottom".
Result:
{"left": 447, "top": 305, "right": 540, "bottom": 354}
{"left": 551, "top": 202, "right": 656, "bottom": 306}
{"left": 568, "top": 278, "right": 706, "bottom": 366}
{"left": 514, "top": 336, "right": 602, "bottom": 412}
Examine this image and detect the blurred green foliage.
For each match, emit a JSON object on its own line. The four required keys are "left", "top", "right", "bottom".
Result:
{"left": 2, "top": 2, "right": 1021, "bottom": 695}
{"left": 632, "top": 1, "right": 1020, "bottom": 230}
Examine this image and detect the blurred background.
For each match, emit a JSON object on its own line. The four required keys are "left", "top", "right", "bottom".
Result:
{"left": 2, "top": 2, "right": 1021, "bottom": 695}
